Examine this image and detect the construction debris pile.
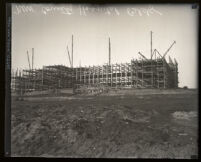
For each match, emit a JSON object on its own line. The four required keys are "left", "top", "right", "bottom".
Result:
{"left": 11, "top": 32, "right": 178, "bottom": 95}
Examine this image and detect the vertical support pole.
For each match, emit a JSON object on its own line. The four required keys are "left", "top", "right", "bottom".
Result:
{"left": 11, "top": 69, "right": 13, "bottom": 92}
{"left": 111, "top": 64, "right": 113, "bottom": 87}
{"left": 136, "top": 60, "right": 138, "bottom": 88}
{"left": 151, "top": 32, "right": 153, "bottom": 87}
{"left": 109, "top": 37, "right": 111, "bottom": 66}
{"left": 102, "top": 65, "right": 104, "bottom": 85}
{"left": 34, "top": 69, "right": 36, "bottom": 91}
{"left": 157, "top": 61, "right": 159, "bottom": 88}
{"left": 98, "top": 66, "right": 100, "bottom": 85}
{"left": 72, "top": 35, "right": 73, "bottom": 68}
{"left": 151, "top": 31, "right": 152, "bottom": 58}
{"left": 176, "top": 63, "right": 178, "bottom": 88}
{"left": 130, "top": 63, "right": 132, "bottom": 86}
{"left": 125, "top": 64, "right": 127, "bottom": 86}
{"left": 80, "top": 68, "right": 82, "bottom": 84}
{"left": 163, "top": 59, "right": 165, "bottom": 88}
{"left": 106, "top": 64, "right": 108, "bottom": 86}
{"left": 129, "top": 64, "right": 130, "bottom": 86}
{"left": 99, "top": 66, "right": 101, "bottom": 84}
{"left": 129, "top": 63, "right": 131, "bottom": 87}
{"left": 84, "top": 68, "right": 86, "bottom": 84}
{"left": 19, "top": 70, "right": 22, "bottom": 96}
{"left": 24, "top": 70, "right": 26, "bottom": 93}
{"left": 131, "top": 61, "right": 133, "bottom": 87}
{"left": 75, "top": 67, "right": 79, "bottom": 84}
{"left": 151, "top": 60, "right": 153, "bottom": 88}
{"left": 42, "top": 66, "right": 44, "bottom": 90}
{"left": 127, "top": 64, "right": 129, "bottom": 86}
{"left": 142, "top": 60, "right": 144, "bottom": 87}
{"left": 93, "top": 66, "right": 95, "bottom": 85}
{"left": 118, "top": 64, "right": 119, "bottom": 87}
{"left": 13, "top": 69, "right": 15, "bottom": 92}
{"left": 174, "top": 65, "right": 176, "bottom": 88}
{"left": 75, "top": 68, "right": 77, "bottom": 83}
{"left": 96, "top": 66, "right": 98, "bottom": 85}
{"left": 16, "top": 69, "right": 18, "bottom": 92}
{"left": 175, "top": 63, "right": 179, "bottom": 88}
{"left": 31, "top": 48, "right": 33, "bottom": 91}
{"left": 120, "top": 63, "right": 122, "bottom": 86}
{"left": 23, "top": 70, "right": 26, "bottom": 94}
{"left": 88, "top": 66, "right": 90, "bottom": 85}
{"left": 116, "top": 64, "right": 117, "bottom": 88}
{"left": 15, "top": 69, "right": 17, "bottom": 93}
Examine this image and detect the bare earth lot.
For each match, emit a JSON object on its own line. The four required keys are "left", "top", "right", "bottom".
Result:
{"left": 11, "top": 89, "right": 198, "bottom": 158}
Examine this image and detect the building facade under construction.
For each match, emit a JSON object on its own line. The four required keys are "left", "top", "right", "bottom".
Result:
{"left": 11, "top": 32, "right": 179, "bottom": 94}
{"left": 11, "top": 57, "right": 178, "bottom": 94}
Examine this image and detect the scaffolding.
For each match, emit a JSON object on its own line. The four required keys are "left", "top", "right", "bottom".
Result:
{"left": 11, "top": 65, "right": 75, "bottom": 95}
{"left": 11, "top": 57, "right": 178, "bottom": 95}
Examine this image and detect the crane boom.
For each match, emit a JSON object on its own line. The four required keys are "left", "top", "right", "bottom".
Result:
{"left": 163, "top": 41, "right": 176, "bottom": 58}
{"left": 138, "top": 52, "right": 148, "bottom": 60}
{"left": 155, "top": 49, "right": 163, "bottom": 58}
{"left": 27, "top": 50, "right": 31, "bottom": 70}
{"left": 32, "top": 48, "right": 34, "bottom": 70}
{"left": 67, "top": 45, "right": 72, "bottom": 67}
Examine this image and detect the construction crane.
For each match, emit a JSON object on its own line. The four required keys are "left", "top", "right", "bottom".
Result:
{"left": 67, "top": 45, "right": 72, "bottom": 67}
{"left": 32, "top": 48, "right": 34, "bottom": 70}
{"left": 27, "top": 50, "right": 31, "bottom": 70}
{"left": 163, "top": 41, "right": 176, "bottom": 58}
{"left": 138, "top": 52, "right": 148, "bottom": 60}
{"left": 154, "top": 49, "right": 163, "bottom": 58}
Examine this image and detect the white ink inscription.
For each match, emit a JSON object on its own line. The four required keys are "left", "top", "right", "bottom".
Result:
{"left": 127, "top": 6, "right": 162, "bottom": 16}
{"left": 13, "top": 5, "right": 34, "bottom": 15}
{"left": 41, "top": 6, "right": 73, "bottom": 15}
{"left": 79, "top": 5, "right": 120, "bottom": 16}
{"left": 13, "top": 5, "right": 163, "bottom": 17}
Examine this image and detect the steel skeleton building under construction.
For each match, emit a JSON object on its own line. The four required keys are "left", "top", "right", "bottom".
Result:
{"left": 11, "top": 32, "right": 179, "bottom": 94}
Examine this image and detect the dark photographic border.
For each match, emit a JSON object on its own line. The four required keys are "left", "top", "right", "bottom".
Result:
{"left": 1, "top": 0, "right": 200, "bottom": 160}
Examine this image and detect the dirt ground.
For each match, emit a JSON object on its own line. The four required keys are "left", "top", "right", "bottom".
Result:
{"left": 11, "top": 89, "right": 198, "bottom": 158}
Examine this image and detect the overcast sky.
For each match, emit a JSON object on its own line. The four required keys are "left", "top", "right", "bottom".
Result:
{"left": 11, "top": 3, "right": 198, "bottom": 88}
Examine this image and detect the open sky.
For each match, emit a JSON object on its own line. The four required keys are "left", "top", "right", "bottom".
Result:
{"left": 12, "top": 3, "right": 198, "bottom": 88}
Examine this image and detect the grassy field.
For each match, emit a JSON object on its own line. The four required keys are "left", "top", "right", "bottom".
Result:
{"left": 11, "top": 89, "right": 198, "bottom": 158}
